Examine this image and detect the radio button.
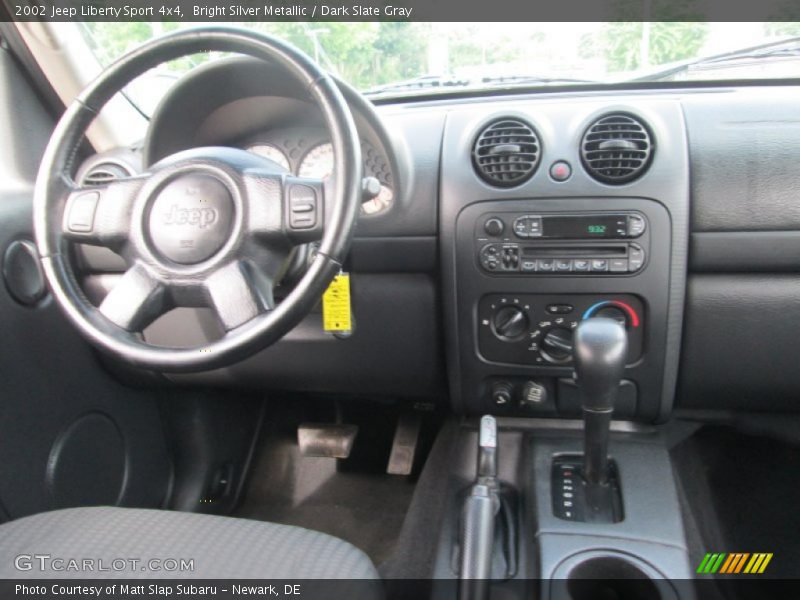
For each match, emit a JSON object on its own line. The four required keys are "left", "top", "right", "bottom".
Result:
{"left": 591, "top": 259, "right": 609, "bottom": 272}
{"left": 555, "top": 259, "right": 572, "bottom": 271}
{"left": 537, "top": 259, "right": 555, "bottom": 272}
{"left": 627, "top": 215, "right": 646, "bottom": 237}
{"left": 484, "top": 217, "right": 505, "bottom": 237}
{"left": 513, "top": 216, "right": 542, "bottom": 238}
{"left": 521, "top": 260, "right": 537, "bottom": 272}
{"left": 573, "top": 260, "right": 591, "bottom": 272}
{"left": 609, "top": 258, "right": 629, "bottom": 272}
{"left": 628, "top": 245, "right": 645, "bottom": 271}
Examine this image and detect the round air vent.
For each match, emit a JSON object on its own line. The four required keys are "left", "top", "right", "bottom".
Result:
{"left": 580, "top": 113, "right": 654, "bottom": 184}
{"left": 472, "top": 118, "right": 541, "bottom": 187}
{"left": 79, "top": 162, "right": 133, "bottom": 187}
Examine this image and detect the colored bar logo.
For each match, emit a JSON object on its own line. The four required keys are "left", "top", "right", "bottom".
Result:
{"left": 696, "top": 553, "right": 773, "bottom": 574}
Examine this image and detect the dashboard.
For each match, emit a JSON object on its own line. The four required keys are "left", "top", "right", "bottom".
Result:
{"left": 74, "top": 57, "right": 800, "bottom": 421}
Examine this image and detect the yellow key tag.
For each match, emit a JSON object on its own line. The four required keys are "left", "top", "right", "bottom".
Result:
{"left": 322, "top": 272, "right": 352, "bottom": 333}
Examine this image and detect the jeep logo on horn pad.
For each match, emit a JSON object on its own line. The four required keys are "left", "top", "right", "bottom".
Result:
{"left": 163, "top": 204, "right": 219, "bottom": 229}
{"left": 148, "top": 174, "right": 234, "bottom": 265}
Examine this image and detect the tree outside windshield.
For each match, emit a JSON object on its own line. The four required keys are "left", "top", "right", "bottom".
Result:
{"left": 81, "top": 21, "right": 800, "bottom": 110}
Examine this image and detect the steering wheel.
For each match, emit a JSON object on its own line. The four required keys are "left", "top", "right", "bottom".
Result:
{"left": 33, "top": 27, "right": 362, "bottom": 372}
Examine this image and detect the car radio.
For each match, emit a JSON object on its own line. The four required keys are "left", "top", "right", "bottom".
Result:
{"left": 505, "top": 213, "right": 645, "bottom": 240}
{"left": 476, "top": 211, "right": 648, "bottom": 275}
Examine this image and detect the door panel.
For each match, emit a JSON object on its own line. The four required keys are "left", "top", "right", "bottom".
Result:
{"left": 0, "top": 42, "right": 171, "bottom": 520}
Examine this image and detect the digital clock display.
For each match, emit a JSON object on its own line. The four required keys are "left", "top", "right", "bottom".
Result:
{"left": 543, "top": 215, "right": 626, "bottom": 239}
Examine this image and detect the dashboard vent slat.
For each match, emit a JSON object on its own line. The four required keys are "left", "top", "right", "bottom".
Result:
{"left": 580, "top": 113, "right": 654, "bottom": 184}
{"left": 80, "top": 162, "right": 132, "bottom": 187}
{"left": 472, "top": 118, "right": 541, "bottom": 187}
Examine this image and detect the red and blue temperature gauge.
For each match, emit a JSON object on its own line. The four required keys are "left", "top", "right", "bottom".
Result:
{"left": 582, "top": 300, "right": 641, "bottom": 328}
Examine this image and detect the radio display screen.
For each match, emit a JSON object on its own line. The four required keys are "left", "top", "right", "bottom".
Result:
{"left": 543, "top": 215, "right": 627, "bottom": 239}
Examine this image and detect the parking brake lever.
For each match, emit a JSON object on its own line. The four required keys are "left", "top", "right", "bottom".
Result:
{"left": 459, "top": 416, "right": 499, "bottom": 600}
{"left": 477, "top": 414, "right": 498, "bottom": 484}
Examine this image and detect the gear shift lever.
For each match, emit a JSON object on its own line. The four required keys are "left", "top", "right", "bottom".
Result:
{"left": 574, "top": 318, "right": 627, "bottom": 486}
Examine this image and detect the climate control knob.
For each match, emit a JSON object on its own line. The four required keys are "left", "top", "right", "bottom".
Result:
{"left": 541, "top": 327, "right": 574, "bottom": 363}
{"left": 594, "top": 305, "right": 628, "bottom": 327}
{"left": 492, "top": 306, "right": 529, "bottom": 341}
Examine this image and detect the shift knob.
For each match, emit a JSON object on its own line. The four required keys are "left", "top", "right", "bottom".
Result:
{"left": 574, "top": 318, "right": 627, "bottom": 488}
{"left": 574, "top": 318, "right": 628, "bottom": 412}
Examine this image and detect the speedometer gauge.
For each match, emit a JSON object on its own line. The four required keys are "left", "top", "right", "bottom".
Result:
{"left": 246, "top": 143, "right": 291, "bottom": 171}
{"left": 298, "top": 143, "right": 334, "bottom": 179}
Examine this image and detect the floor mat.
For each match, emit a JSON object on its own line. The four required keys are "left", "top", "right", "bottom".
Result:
{"left": 235, "top": 400, "right": 436, "bottom": 567}
{"left": 671, "top": 420, "right": 800, "bottom": 597}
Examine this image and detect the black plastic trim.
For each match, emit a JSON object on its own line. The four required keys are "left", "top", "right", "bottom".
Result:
{"left": 691, "top": 231, "right": 800, "bottom": 273}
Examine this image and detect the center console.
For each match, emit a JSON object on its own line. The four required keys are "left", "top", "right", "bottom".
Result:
{"left": 437, "top": 97, "right": 692, "bottom": 595}
{"left": 440, "top": 100, "right": 689, "bottom": 423}
{"left": 451, "top": 196, "right": 676, "bottom": 422}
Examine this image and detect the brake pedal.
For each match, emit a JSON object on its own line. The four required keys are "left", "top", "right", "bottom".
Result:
{"left": 387, "top": 414, "right": 421, "bottom": 475}
{"left": 297, "top": 423, "right": 358, "bottom": 458}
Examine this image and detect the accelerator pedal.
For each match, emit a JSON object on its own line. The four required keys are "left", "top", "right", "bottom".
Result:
{"left": 387, "top": 414, "right": 422, "bottom": 475}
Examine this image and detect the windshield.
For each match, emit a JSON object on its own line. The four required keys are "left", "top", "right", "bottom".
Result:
{"left": 80, "top": 22, "right": 800, "bottom": 113}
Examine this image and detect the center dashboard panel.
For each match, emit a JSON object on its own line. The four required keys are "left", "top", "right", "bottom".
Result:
{"left": 439, "top": 99, "right": 690, "bottom": 423}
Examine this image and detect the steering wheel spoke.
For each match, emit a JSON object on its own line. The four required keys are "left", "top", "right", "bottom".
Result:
{"left": 98, "top": 262, "right": 169, "bottom": 332}
{"left": 244, "top": 172, "right": 326, "bottom": 247}
{"left": 205, "top": 261, "right": 274, "bottom": 331}
{"left": 62, "top": 177, "right": 143, "bottom": 251}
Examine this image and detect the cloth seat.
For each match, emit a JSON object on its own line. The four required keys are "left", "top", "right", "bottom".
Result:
{"left": 0, "top": 506, "right": 379, "bottom": 580}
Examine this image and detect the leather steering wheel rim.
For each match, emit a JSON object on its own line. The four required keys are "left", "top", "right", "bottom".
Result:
{"left": 33, "top": 27, "right": 362, "bottom": 373}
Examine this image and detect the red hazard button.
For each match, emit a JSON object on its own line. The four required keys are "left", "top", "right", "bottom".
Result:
{"left": 550, "top": 160, "right": 572, "bottom": 182}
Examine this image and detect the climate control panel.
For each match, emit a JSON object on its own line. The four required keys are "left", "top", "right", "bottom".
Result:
{"left": 478, "top": 293, "right": 644, "bottom": 366}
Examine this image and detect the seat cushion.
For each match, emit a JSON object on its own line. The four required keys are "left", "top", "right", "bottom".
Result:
{"left": 0, "top": 506, "right": 379, "bottom": 580}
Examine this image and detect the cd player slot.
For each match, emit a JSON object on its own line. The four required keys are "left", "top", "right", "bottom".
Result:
{"left": 522, "top": 245, "right": 627, "bottom": 258}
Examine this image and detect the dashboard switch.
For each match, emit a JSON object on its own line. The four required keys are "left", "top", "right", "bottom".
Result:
{"left": 573, "top": 260, "right": 591, "bottom": 272}
{"left": 289, "top": 185, "right": 317, "bottom": 230}
{"left": 549, "top": 160, "right": 572, "bottom": 182}
{"left": 555, "top": 259, "right": 572, "bottom": 272}
{"left": 65, "top": 191, "right": 99, "bottom": 233}
{"left": 546, "top": 304, "right": 574, "bottom": 315}
{"left": 627, "top": 214, "right": 646, "bottom": 237}
{"left": 537, "top": 259, "right": 555, "bottom": 272}
{"left": 491, "top": 306, "right": 529, "bottom": 340}
{"left": 484, "top": 217, "right": 505, "bottom": 237}
{"left": 609, "top": 258, "right": 628, "bottom": 272}
{"left": 491, "top": 381, "right": 513, "bottom": 406}
{"left": 521, "top": 381, "right": 547, "bottom": 407}
{"left": 628, "top": 245, "right": 645, "bottom": 271}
